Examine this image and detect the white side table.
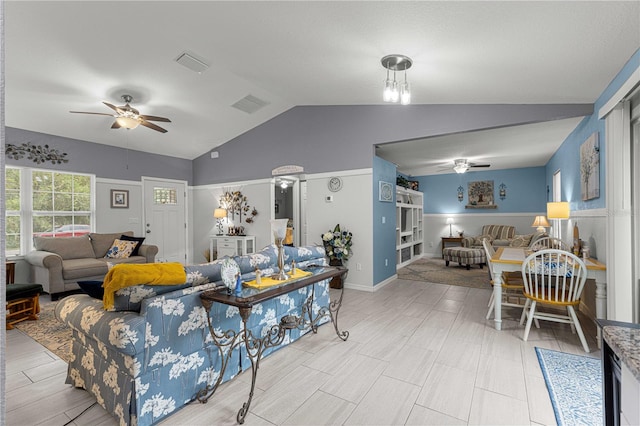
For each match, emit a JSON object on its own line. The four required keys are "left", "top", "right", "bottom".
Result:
{"left": 210, "top": 235, "right": 256, "bottom": 259}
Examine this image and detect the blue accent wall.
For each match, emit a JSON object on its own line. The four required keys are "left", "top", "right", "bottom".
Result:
{"left": 546, "top": 48, "right": 640, "bottom": 210}
{"left": 373, "top": 156, "right": 397, "bottom": 284}
{"left": 417, "top": 167, "right": 547, "bottom": 214}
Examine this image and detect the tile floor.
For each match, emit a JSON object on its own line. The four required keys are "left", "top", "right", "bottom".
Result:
{"left": 5, "top": 278, "right": 600, "bottom": 425}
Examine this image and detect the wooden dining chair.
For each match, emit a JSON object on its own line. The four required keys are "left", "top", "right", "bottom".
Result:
{"left": 529, "top": 236, "right": 571, "bottom": 251}
{"left": 519, "top": 249, "right": 590, "bottom": 352}
{"left": 483, "top": 239, "right": 526, "bottom": 320}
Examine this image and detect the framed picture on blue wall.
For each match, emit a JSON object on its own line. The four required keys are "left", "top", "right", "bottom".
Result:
{"left": 379, "top": 181, "right": 393, "bottom": 202}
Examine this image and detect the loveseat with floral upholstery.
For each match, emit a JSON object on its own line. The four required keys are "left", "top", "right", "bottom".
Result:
{"left": 54, "top": 244, "right": 331, "bottom": 426}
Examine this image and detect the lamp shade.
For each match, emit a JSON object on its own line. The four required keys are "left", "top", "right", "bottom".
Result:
{"left": 531, "top": 215, "right": 550, "bottom": 233}
{"left": 446, "top": 217, "right": 454, "bottom": 224}
{"left": 115, "top": 116, "right": 141, "bottom": 129}
{"left": 547, "top": 202, "right": 570, "bottom": 219}
{"left": 270, "top": 219, "right": 289, "bottom": 240}
{"left": 213, "top": 208, "right": 227, "bottom": 219}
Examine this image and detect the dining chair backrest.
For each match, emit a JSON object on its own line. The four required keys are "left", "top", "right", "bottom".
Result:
{"left": 482, "top": 239, "right": 496, "bottom": 282}
{"left": 529, "top": 236, "right": 571, "bottom": 252}
{"left": 521, "top": 249, "right": 587, "bottom": 304}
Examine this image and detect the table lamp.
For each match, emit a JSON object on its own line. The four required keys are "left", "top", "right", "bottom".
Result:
{"left": 446, "top": 217, "right": 454, "bottom": 237}
{"left": 547, "top": 202, "right": 570, "bottom": 239}
{"left": 213, "top": 208, "right": 227, "bottom": 236}
{"left": 531, "top": 215, "right": 550, "bottom": 233}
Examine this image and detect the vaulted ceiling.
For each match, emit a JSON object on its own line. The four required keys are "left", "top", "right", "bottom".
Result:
{"left": 5, "top": 1, "right": 640, "bottom": 174}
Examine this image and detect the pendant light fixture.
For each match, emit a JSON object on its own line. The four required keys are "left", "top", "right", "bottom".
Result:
{"left": 381, "top": 54, "right": 413, "bottom": 105}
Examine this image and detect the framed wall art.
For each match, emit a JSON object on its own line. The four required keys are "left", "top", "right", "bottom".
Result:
{"left": 466, "top": 180, "right": 496, "bottom": 209}
{"left": 580, "top": 132, "right": 600, "bottom": 200}
{"left": 379, "top": 181, "right": 393, "bottom": 202}
{"left": 111, "top": 189, "right": 129, "bottom": 208}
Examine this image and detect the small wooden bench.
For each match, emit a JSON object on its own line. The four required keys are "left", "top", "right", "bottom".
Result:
{"left": 6, "top": 283, "right": 43, "bottom": 329}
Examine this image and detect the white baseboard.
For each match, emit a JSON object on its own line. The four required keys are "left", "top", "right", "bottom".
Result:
{"left": 345, "top": 274, "right": 397, "bottom": 292}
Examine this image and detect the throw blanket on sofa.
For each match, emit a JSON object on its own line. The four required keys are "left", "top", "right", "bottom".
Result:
{"left": 103, "top": 263, "right": 187, "bottom": 310}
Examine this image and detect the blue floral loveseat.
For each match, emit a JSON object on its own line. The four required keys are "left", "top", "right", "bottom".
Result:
{"left": 54, "top": 244, "right": 331, "bottom": 426}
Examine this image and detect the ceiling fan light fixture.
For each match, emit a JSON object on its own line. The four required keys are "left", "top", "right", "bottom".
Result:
{"left": 454, "top": 164, "right": 468, "bottom": 174}
{"left": 116, "top": 116, "right": 141, "bottom": 129}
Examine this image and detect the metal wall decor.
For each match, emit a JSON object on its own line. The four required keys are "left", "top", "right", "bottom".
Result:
{"left": 5, "top": 142, "right": 69, "bottom": 164}
{"left": 499, "top": 183, "right": 507, "bottom": 200}
{"left": 457, "top": 186, "right": 464, "bottom": 202}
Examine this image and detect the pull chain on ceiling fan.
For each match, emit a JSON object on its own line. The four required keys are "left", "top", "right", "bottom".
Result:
{"left": 70, "top": 94, "right": 171, "bottom": 133}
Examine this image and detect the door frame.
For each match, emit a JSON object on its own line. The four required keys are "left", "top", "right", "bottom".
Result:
{"left": 142, "top": 176, "right": 189, "bottom": 263}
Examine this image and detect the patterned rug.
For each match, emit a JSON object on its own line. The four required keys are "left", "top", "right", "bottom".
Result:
{"left": 397, "top": 256, "right": 491, "bottom": 289}
{"left": 14, "top": 301, "right": 72, "bottom": 362}
{"left": 536, "top": 347, "right": 602, "bottom": 426}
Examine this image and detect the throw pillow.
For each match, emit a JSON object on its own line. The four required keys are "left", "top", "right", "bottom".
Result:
{"left": 105, "top": 239, "right": 138, "bottom": 259}
{"left": 474, "top": 234, "right": 494, "bottom": 246}
{"left": 510, "top": 234, "right": 534, "bottom": 247}
{"left": 77, "top": 280, "right": 104, "bottom": 299}
{"left": 119, "top": 234, "right": 145, "bottom": 257}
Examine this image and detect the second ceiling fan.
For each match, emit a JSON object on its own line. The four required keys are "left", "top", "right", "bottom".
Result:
{"left": 452, "top": 158, "right": 490, "bottom": 173}
{"left": 70, "top": 95, "right": 171, "bottom": 133}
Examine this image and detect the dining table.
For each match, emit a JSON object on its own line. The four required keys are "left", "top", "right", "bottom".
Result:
{"left": 490, "top": 247, "right": 607, "bottom": 339}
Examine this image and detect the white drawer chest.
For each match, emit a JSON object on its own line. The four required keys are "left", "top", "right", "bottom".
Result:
{"left": 210, "top": 235, "right": 256, "bottom": 259}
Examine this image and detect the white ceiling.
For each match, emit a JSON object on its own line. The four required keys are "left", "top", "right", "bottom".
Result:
{"left": 5, "top": 1, "right": 640, "bottom": 171}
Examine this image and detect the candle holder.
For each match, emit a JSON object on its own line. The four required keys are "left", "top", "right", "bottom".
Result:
{"left": 270, "top": 219, "right": 289, "bottom": 280}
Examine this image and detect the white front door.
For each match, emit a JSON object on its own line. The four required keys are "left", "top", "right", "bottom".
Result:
{"left": 143, "top": 177, "right": 187, "bottom": 264}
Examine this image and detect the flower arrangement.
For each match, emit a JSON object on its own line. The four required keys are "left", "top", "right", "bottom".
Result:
{"left": 322, "top": 224, "right": 353, "bottom": 262}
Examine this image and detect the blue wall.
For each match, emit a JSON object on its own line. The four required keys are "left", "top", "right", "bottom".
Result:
{"left": 372, "top": 156, "right": 397, "bottom": 284}
{"left": 416, "top": 167, "right": 547, "bottom": 214}
{"left": 546, "top": 48, "right": 640, "bottom": 210}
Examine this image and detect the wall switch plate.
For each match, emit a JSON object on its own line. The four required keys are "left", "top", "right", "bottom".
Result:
{"left": 429, "top": 241, "right": 434, "bottom": 247}
{"left": 382, "top": 216, "right": 386, "bottom": 224}
{"left": 356, "top": 263, "right": 362, "bottom": 271}
{"left": 385, "top": 259, "right": 388, "bottom": 266}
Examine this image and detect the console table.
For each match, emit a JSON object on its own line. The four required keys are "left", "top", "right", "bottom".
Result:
{"left": 210, "top": 235, "right": 256, "bottom": 258}
{"left": 197, "top": 265, "right": 349, "bottom": 424}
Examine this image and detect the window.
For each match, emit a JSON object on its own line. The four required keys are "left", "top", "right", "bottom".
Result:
{"left": 5, "top": 167, "right": 95, "bottom": 255}
{"left": 153, "top": 187, "right": 177, "bottom": 205}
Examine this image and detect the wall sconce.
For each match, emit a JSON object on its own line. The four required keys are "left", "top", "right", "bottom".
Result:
{"left": 457, "top": 186, "right": 464, "bottom": 202}
{"left": 499, "top": 183, "right": 507, "bottom": 200}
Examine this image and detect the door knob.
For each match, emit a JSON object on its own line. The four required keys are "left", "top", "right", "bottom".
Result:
{"left": 146, "top": 230, "right": 151, "bottom": 234}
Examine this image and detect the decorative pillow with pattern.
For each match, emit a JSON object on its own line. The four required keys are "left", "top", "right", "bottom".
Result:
{"left": 105, "top": 239, "right": 139, "bottom": 259}
{"left": 510, "top": 234, "right": 534, "bottom": 247}
{"left": 474, "top": 234, "right": 494, "bottom": 246}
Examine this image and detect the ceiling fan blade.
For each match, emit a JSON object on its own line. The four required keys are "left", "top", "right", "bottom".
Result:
{"left": 111, "top": 121, "right": 121, "bottom": 129}
{"left": 69, "top": 111, "right": 115, "bottom": 117}
{"left": 139, "top": 120, "right": 168, "bottom": 133}
{"left": 139, "top": 115, "right": 171, "bottom": 123}
{"left": 102, "top": 101, "right": 122, "bottom": 113}
{"left": 469, "top": 164, "right": 491, "bottom": 168}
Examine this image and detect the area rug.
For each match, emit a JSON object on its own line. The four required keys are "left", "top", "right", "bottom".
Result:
{"left": 14, "top": 302, "right": 72, "bottom": 362}
{"left": 536, "top": 347, "right": 602, "bottom": 426}
{"left": 397, "top": 256, "right": 491, "bottom": 289}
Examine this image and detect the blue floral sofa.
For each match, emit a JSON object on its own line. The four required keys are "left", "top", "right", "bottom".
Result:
{"left": 54, "top": 245, "right": 330, "bottom": 426}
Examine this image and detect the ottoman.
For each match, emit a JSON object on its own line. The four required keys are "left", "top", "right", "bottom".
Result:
{"left": 443, "top": 247, "right": 486, "bottom": 270}
{"left": 6, "top": 283, "right": 43, "bottom": 329}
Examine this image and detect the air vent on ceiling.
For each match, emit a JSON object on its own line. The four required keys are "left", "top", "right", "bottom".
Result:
{"left": 231, "top": 95, "right": 270, "bottom": 114}
{"left": 175, "top": 51, "right": 209, "bottom": 74}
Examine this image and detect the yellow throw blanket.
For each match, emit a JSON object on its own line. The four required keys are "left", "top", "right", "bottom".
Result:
{"left": 102, "top": 263, "right": 186, "bottom": 310}
{"left": 243, "top": 268, "right": 312, "bottom": 290}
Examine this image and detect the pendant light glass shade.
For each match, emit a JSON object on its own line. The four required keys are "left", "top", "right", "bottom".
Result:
{"left": 381, "top": 54, "right": 412, "bottom": 105}
{"left": 116, "top": 116, "right": 140, "bottom": 129}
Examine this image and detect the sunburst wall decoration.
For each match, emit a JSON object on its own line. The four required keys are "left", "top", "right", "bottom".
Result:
{"left": 5, "top": 142, "right": 69, "bottom": 164}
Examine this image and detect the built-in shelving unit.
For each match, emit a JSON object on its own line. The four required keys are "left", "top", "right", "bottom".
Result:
{"left": 396, "top": 186, "right": 423, "bottom": 268}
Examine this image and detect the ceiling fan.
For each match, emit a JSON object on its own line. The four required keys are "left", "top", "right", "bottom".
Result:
{"left": 70, "top": 95, "right": 171, "bottom": 133}
{"left": 450, "top": 158, "right": 491, "bottom": 173}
